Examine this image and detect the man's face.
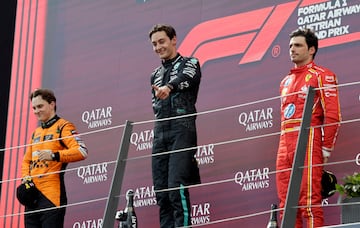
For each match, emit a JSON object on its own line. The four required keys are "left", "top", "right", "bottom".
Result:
{"left": 151, "top": 31, "right": 177, "bottom": 61}
{"left": 289, "top": 36, "right": 315, "bottom": 67}
{"left": 31, "top": 96, "right": 55, "bottom": 123}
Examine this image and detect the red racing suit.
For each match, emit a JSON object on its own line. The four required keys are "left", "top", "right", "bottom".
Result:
{"left": 276, "top": 61, "right": 341, "bottom": 228}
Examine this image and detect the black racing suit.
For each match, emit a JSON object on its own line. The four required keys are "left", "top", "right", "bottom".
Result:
{"left": 151, "top": 53, "right": 201, "bottom": 228}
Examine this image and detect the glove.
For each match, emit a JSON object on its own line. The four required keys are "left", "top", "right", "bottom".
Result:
{"left": 321, "top": 170, "right": 337, "bottom": 199}
{"left": 322, "top": 146, "right": 332, "bottom": 158}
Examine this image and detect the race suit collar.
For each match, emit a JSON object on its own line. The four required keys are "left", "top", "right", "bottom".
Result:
{"left": 162, "top": 53, "right": 181, "bottom": 68}
{"left": 41, "top": 115, "right": 60, "bottom": 128}
{"left": 291, "top": 61, "right": 315, "bottom": 73}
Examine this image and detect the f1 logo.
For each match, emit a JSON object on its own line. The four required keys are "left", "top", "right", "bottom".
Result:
{"left": 178, "top": 1, "right": 299, "bottom": 67}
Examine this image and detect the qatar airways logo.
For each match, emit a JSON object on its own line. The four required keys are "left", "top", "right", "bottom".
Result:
{"left": 77, "top": 162, "right": 108, "bottom": 184}
{"left": 179, "top": 0, "right": 360, "bottom": 66}
{"left": 234, "top": 167, "right": 270, "bottom": 191}
{"left": 195, "top": 144, "right": 215, "bottom": 165}
{"left": 133, "top": 185, "right": 157, "bottom": 208}
{"left": 130, "top": 129, "right": 153, "bottom": 151}
{"left": 238, "top": 108, "right": 274, "bottom": 132}
{"left": 81, "top": 106, "right": 112, "bottom": 129}
{"left": 191, "top": 202, "right": 211, "bottom": 225}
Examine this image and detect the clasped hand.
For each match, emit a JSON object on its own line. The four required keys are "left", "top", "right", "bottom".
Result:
{"left": 152, "top": 85, "right": 171, "bottom": 100}
{"left": 37, "top": 150, "right": 53, "bottom": 161}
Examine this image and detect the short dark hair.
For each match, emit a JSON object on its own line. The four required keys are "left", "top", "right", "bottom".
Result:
{"left": 30, "top": 88, "right": 57, "bottom": 111}
{"left": 290, "top": 28, "right": 318, "bottom": 59}
{"left": 149, "top": 24, "right": 176, "bottom": 40}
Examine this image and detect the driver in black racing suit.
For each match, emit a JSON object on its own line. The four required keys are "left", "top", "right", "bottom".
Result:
{"left": 149, "top": 24, "right": 201, "bottom": 228}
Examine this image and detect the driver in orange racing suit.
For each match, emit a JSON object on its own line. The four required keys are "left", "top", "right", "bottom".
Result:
{"left": 21, "top": 88, "right": 88, "bottom": 228}
{"left": 276, "top": 28, "right": 341, "bottom": 227}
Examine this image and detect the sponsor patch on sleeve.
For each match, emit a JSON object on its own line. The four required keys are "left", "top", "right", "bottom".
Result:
{"left": 325, "top": 75, "right": 335, "bottom": 83}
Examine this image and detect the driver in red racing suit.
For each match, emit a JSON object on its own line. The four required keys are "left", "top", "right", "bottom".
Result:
{"left": 276, "top": 28, "right": 341, "bottom": 227}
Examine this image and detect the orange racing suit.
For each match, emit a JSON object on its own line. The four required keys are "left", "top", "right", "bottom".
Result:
{"left": 21, "top": 115, "right": 88, "bottom": 208}
{"left": 276, "top": 61, "right": 341, "bottom": 227}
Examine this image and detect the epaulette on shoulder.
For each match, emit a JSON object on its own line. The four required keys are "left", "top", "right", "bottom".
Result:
{"left": 313, "top": 65, "right": 326, "bottom": 73}
{"left": 186, "top": 57, "right": 199, "bottom": 64}
{"left": 57, "top": 118, "right": 70, "bottom": 149}
{"left": 308, "top": 67, "right": 320, "bottom": 76}
{"left": 58, "top": 118, "right": 70, "bottom": 128}
{"left": 152, "top": 66, "right": 162, "bottom": 74}
{"left": 182, "top": 57, "right": 199, "bottom": 68}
